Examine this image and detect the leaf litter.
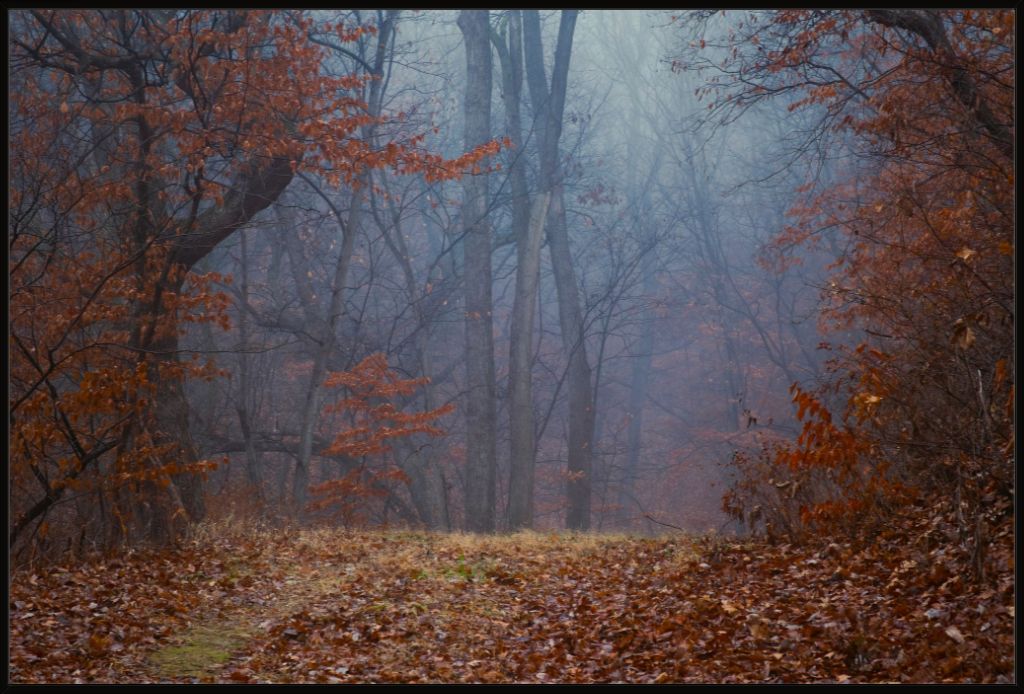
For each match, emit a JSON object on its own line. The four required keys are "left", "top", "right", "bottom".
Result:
{"left": 9, "top": 502, "right": 1014, "bottom": 684}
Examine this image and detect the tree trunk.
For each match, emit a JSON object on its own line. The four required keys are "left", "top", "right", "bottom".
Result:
{"left": 140, "top": 154, "right": 295, "bottom": 542}
{"left": 377, "top": 195, "right": 452, "bottom": 530}
{"left": 546, "top": 184, "right": 595, "bottom": 530}
{"left": 495, "top": 10, "right": 547, "bottom": 530}
{"left": 617, "top": 264, "right": 656, "bottom": 529}
{"left": 236, "top": 230, "right": 264, "bottom": 498}
{"left": 458, "top": 10, "right": 498, "bottom": 533}
{"left": 394, "top": 437, "right": 450, "bottom": 530}
{"left": 283, "top": 14, "right": 397, "bottom": 517}
{"left": 126, "top": 289, "right": 206, "bottom": 545}
{"left": 508, "top": 193, "right": 550, "bottom": 529}
{"left": 521, "top": 10, "right": 588, "bottom": 530}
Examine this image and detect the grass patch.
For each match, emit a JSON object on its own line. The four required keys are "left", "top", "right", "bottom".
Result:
{"left": 148, "top": 622, "right": 251, "bottom": 679}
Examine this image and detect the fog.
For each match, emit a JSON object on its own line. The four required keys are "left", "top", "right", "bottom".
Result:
{"left": 9, "top": 12, "right": 1015, "bottom": 685}
{"left": 176, "top": 9, "right": 841, "bottom": 534}
{"left": 8, "top": 10, "right": 883, "bottom": 540}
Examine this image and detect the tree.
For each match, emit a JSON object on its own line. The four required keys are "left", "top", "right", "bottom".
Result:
{"left": 679, "top": 9, "right": 1014, "bottom": 538}
{"left": 9, "top": 9, "right": 498, "bottom": 552}
{"left": 492, "top": 10, "right": 550, "bottom": 530}
{"left": 286, "top": 10, "right": 400, "bottom": 516}
{"left": 307, "top": 353, "right": 454, "bottom": 526}
{"left": 457, "top": 10, "right": 499, "bottom": 532}
{"left": 520, "top": 10, "right": 591, "bottom": 531}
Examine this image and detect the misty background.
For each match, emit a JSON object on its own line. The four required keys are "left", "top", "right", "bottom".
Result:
{"left": 172, "top": 9, "right": 838, "bottom": 533}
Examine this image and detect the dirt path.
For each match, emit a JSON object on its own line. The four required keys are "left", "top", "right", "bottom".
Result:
{"left": 10, "top": 519, "right": 1015, "bottom": 683}
{"left": 142, "top": 532, "right": 358, "bottom": 681}
{"left": 144, "top": 530, "right": 678, "bottom": 683}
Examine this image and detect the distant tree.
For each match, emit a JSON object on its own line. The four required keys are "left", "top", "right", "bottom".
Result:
{"left": 307, "top": 353, "right": 454, "bottom": 526}
{"left": 521, "top": 10, "right": 592, "bottom": 531}
{"left": 680, "top": 10, "right": 1014, "bottom": 538}
{"left": 457, "top": 10, "right": 500, "bottom": 532}
{"left": 9, "top": 9, "right": 497, "bottom": 552}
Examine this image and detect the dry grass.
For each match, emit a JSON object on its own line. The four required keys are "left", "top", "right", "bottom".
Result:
{"left": 13, "top": 507, "right": 1013, "bottom": 683}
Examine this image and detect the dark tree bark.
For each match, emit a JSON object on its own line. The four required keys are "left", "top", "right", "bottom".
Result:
{"left": 494, "top": 10, "right": 551, "bottom": 530}
{"left": 617, "top": 256, "right": 657, "bottom": 529}
{"left": 457, "top": 10, "right": 498, "bottom": 532}
{"left": 545, "top": 185, "right": 595, "bottom": 531}
{"left": 522, "top": 10, "right": 592, "bottom": 530}
{"left": 864, "top": 10, "right": 1012, "bottom": 161}
{"left": 134, "top": 153, "right": 296, "bottom": 542}
{"left": 235, "top": 230, "right": 264, "bottom": 499}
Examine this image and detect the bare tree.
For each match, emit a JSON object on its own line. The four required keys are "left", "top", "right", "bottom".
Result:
{"left": 493, "top": 10, "right": 551, "bottom": 530}
{"left": 521, "top": 10, "right": 592, "bottom": 530}
{"left": 285, "top": 12, "right": 399, "bottom": 515}
{"left": 458, "top": 10, "right": 498, "bottom": 532}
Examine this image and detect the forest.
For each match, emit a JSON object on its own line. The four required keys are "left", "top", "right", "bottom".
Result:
{"left": 8, "top": 9, "right": 1014, "bottom": 683}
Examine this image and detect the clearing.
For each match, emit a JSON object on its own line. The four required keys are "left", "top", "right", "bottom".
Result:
{"left": 9, "top": 507, "right": 1014, "bottom": 683}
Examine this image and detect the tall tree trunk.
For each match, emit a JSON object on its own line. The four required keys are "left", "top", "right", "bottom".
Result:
{"left": 136, "top": 324, "right": 200, "bottom": 545}
{"left": 617, "top": 263, "right": 657, "bottom": 529}
{"left": 458, "top": 10, "right": 498, "bottom": 533}
{"left": 393, "top": 437, "right": 450, "bottom": 530}
{"left": 138, "top": 154, "right": 295, "bottom": 543}
{"left": 521, "top": 10, "right": 589, "bottom": 530}
{"left": 373, "top": 169, "right": 451, "bottom": 530}
{"left": 546, "top": 185, "right": 595, "bottom": 530}
{"left": 284, "top": 13, "right": 397, "bottom": 517}
{"left": 284, "top": 188, "right": 361, "bottom": 516}
{"left": 495, "top": 10, "right": 547, "bottom": 530}
{"left": 508, "top": 193, "right": 550, "bottom": 528}
{"left": 236, "top": 230, "right": 264, "bottom": 499}
{"left": 116, "top": 69, "right": 199, "bottom": 544}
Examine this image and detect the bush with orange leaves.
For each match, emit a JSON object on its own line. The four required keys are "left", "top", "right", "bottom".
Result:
{"left": 683, "top": 10, "right": 1014, "bottom": 543}
{"left": 307, "top": 354, "right": 454, "bottom": 525}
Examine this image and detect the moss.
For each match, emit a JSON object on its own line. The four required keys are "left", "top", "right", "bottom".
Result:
{"left": 148, "top": 622, "right": 251, "bottom": 678}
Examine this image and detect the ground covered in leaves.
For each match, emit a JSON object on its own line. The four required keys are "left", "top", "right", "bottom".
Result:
{"left": 10, "top": 502, "right": 1014, "bottom": 683}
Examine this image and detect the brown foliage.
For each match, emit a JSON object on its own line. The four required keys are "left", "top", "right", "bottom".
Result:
{"left": 685, "top": 10, "right": 1014, "bottom": 540}
{"left": 10, "top": 495, "right": 1014, "bottom": 683}
{"left": 307, "top": 353, "right": 454, "bottom": 524}
{"left": 9, "top": 10, "right": 498, "bottom": 555}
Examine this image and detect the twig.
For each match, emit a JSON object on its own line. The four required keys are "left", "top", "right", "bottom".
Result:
{"left": 643, "top": 514, "right": 687, "bottom": 533}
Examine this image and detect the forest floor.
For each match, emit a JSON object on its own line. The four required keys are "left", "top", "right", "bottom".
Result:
{"left": 9, "top": 499, "right": 1014, "bottom": 684}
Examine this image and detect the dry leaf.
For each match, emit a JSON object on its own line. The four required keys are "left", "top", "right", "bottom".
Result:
{"left": 951, "top": 320, "right": 976, "bottom": 350}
